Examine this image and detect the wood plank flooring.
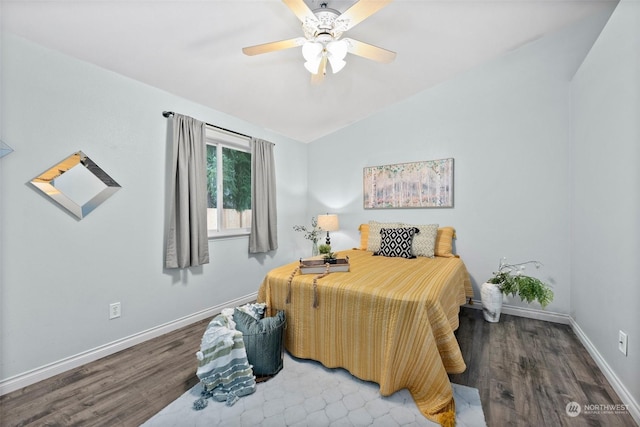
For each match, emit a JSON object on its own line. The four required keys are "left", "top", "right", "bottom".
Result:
{"left": 450, "top": 308, "right": 637, "bottom": 426}
{"left": 1, "top": 308, "right": 637, "bottom": 426}
{"left": 0, "top": 318, "right": 210, "bottom": 427}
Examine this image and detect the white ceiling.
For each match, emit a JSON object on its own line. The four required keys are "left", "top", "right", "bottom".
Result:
{"left": 2, "top": 0, "right": 618, "bottom": 143}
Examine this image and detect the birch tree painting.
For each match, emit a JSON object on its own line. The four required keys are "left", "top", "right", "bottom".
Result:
{"left": 363, "top": 158, "right": 454, "bottom": 208}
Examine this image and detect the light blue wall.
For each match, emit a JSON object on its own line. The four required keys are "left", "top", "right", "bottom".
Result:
{"left": 571, "top": 0, "right": 639, "bottom": 406}
{"left": 307, "top": 12, "right": 609, "bottom": 314}
{"left": 0, "top": 35, "right": 309, "bottom": 380}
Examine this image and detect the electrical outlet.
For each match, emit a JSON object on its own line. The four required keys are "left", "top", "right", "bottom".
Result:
{"left": 109, "top": 302, "right": 121, "bottom": 320}
{"left": 618, "top": 330, "right": 628, "bottom": 356}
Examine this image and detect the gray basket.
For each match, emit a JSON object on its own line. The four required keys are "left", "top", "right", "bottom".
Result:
{"left": 241, "top": 311, "right": 286, "bottom": 377}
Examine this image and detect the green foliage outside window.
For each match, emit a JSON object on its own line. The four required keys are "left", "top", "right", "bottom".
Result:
{"left": 206, "top": 144, "right": 251, "bottom": 230}
{"left": 207, "top": 146, "right": 217, "bottom": 208}
{"left": 222, "top": 148, "right": 251, "bottom": 212}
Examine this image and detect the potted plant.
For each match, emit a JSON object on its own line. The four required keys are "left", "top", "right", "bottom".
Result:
{"left": 481, "top": 258, "right": 554, "bottom": 322}
{"left": 323, "top": 251, "right": 338, "bottom": 264}
{"left": 318, "top": 244, "right": 332, "bottom": 255}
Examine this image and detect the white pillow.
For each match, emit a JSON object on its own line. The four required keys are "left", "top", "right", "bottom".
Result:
{"left": 404, "top": 223, "right": 439, "bottom": 257}
{"left": 366, "top": 221, "right": 403, "bottom": 252}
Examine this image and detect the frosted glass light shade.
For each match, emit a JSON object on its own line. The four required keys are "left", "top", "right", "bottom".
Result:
{"left": 302, "top": 40, "right": 349, "bottom": 75}
{"left": 302, "top": 41, "right": 323, "bottom": 61}
{"left": 326, "top": 40, "right": 348, "bottom": 73}
{"left": 328, "top": 57, "right": 346, "bottom": 73}
{"left": 303, "top": 41, "right": 324, "bottom": 74}
{"left": 304, "top": 59, "right": 322, "bottom": 74}
{"left": 326, "top": 40, "right": 348, "bottom": 60}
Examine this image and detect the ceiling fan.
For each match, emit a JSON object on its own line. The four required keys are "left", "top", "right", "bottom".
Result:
{"left": 242, "top": 0, "right": 396, "bottom": 84}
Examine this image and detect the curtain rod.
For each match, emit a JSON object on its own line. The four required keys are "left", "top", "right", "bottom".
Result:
{"left": 162, "top": 111, "right": 252, "bottom": 139}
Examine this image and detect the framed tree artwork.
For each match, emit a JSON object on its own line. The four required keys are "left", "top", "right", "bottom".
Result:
{"left": 363, "top": 158, "right": 454, "bottom": 209}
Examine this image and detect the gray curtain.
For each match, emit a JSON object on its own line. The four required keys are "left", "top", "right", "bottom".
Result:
{"left": 165, "top": 114, "right": 210, "bottom": 268}
{"left": 249, "top": 138, "right": 278, "bottom": 253}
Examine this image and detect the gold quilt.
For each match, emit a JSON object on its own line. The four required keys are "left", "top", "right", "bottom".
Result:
{"left": 258, "top": 249, "right": 474, "bottom": 426}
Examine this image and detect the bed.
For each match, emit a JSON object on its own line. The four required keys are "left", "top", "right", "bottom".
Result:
{"left": 257, "top": 224, "right": 473, "bottom": 426}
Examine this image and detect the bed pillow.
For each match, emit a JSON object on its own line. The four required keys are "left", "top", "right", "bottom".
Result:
{"left": 366, "top": 221, "right": 404, "bottom": 252}
{"left": 358, "top": 223, "right": 369, "bottom": 250}
{"left": 404, "top": 223, "right": 438, "bottom": 257}
{"left": 233, "top": 308, "right": 285, "bottom": 335}
{"left": 435, "top": 226, "right": 456, "bottom": 257}
{"left": 375, "top": 227, "right": 419, "bottom": 258}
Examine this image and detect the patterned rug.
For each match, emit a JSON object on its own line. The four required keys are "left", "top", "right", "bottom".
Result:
{"left": 142, "top": 352, "right": 486, "bottom": 426}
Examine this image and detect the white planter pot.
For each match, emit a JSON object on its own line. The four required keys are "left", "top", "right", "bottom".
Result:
{"left": 480, "top": 282, "right": 503, "bottom": 323}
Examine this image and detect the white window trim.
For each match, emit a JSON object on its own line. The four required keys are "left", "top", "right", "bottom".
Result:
{"left": 205, "top": 126, "right": 251, "bottom": 239}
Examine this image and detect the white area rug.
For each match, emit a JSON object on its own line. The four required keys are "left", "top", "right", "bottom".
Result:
{"left": 143, "top": 352, "right": 486, "bottom": 426}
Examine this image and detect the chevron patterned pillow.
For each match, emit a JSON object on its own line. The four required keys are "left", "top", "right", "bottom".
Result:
{"left": 376, "top": 227, "right": 419, "bottom": 258}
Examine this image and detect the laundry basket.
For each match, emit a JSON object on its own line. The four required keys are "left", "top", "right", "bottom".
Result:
{"left": 233, "top": 309, "right": 286, "bottom": 378}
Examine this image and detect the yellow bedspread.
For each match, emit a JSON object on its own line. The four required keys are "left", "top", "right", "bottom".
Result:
{"left": 258, "top": 249, "right": 474, "bottom": 426}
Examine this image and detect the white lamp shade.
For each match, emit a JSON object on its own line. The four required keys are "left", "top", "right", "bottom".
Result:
{"left": 326, "top": 40, "right": 348, "bottom": 73}
{"left": 302, "top": 41, "right": 323, "bottom": 61}
{"left": 317, "top": 214, "right": 339, "bottom": 231}
{"left": 303, "top": 40, "right": 350, "bottom": 75}
{"left": 326, "top": 40, "right": 348, "bottom": 60}
{"left": 328, "top": 57, "right": 346, "bottom": 73}
{"left": 304, "top": 59, "right": 322, "bottom": 74}
{"left": 303, "top": 41, "right": 324, "bottom": 74}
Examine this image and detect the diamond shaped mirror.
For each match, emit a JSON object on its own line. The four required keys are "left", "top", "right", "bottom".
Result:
{"left": 30, "top": 151, "right": 121, "bottom": 219}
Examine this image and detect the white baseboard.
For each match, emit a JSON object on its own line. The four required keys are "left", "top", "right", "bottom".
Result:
{"left": 465, "top": 300, "right": 639, "bottom": 425}
{"left": 0, "top": 293, "right": 258, "bottom": 396}
{"left": 570, "top": 319, "right": 640, "bottom": 425}
{"left": 465, "top": 299, "right": 572, "bottom": 324}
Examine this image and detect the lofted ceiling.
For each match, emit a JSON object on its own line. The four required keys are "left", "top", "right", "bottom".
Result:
{"left": 2, "top": 0, "right": 618, "bottom": 143}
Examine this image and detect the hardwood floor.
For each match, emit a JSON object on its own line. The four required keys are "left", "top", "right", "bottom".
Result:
{"left": 1, "top": 308, "right": 636, "bottom": 426}
{"left": 0, "top": 318, "right": 210, "bottom": 427}
{"left": 450, "top": 308, "right": 637, "bottom": 427}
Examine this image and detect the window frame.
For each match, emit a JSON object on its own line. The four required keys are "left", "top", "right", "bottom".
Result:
{"left": 205, "top": 126, "right": 252, "bottom": 239}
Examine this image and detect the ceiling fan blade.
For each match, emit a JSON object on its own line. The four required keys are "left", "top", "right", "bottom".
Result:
{"left": 242, "top": 37, "right": 306, "bottom": 56}
{"left": 311, "top": 56, "right": 327, "bottom": 85}
{"left": 282, "top": 0, "right": 316, "bottom": 23}
{"left": 338, "top": 0, "right": 393, "bottom": 31}
{"left": 344, "top": 38, "right": 396, "bottom": 63}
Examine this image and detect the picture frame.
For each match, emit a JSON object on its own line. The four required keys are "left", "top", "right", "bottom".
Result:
{"left": 363, "top": 158, "right": 454, "bottom": 209}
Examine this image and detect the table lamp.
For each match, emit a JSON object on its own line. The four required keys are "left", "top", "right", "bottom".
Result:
{"left": 317, "top": 214, "right": 339, "bottom": 245}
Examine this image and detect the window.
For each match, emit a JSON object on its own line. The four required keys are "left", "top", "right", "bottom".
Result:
{"left": 205, "top": 127, "right": 251, "bottom": 237}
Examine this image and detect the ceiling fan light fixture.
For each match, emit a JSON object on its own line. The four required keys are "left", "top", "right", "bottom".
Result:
{"left": 304, "top": 58, "right": 323, "bottom": 74}
{"left": 302, "top": 41, "right": 323, "bottom": 62}
{"left": 326, "top": 40, "right": 348, "bottom": 60}
{"left": 328, "top": 57, "right": 346, "bottom": 74}
{"left": 242, "top": 0, "right": 396, "bottom": 81}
